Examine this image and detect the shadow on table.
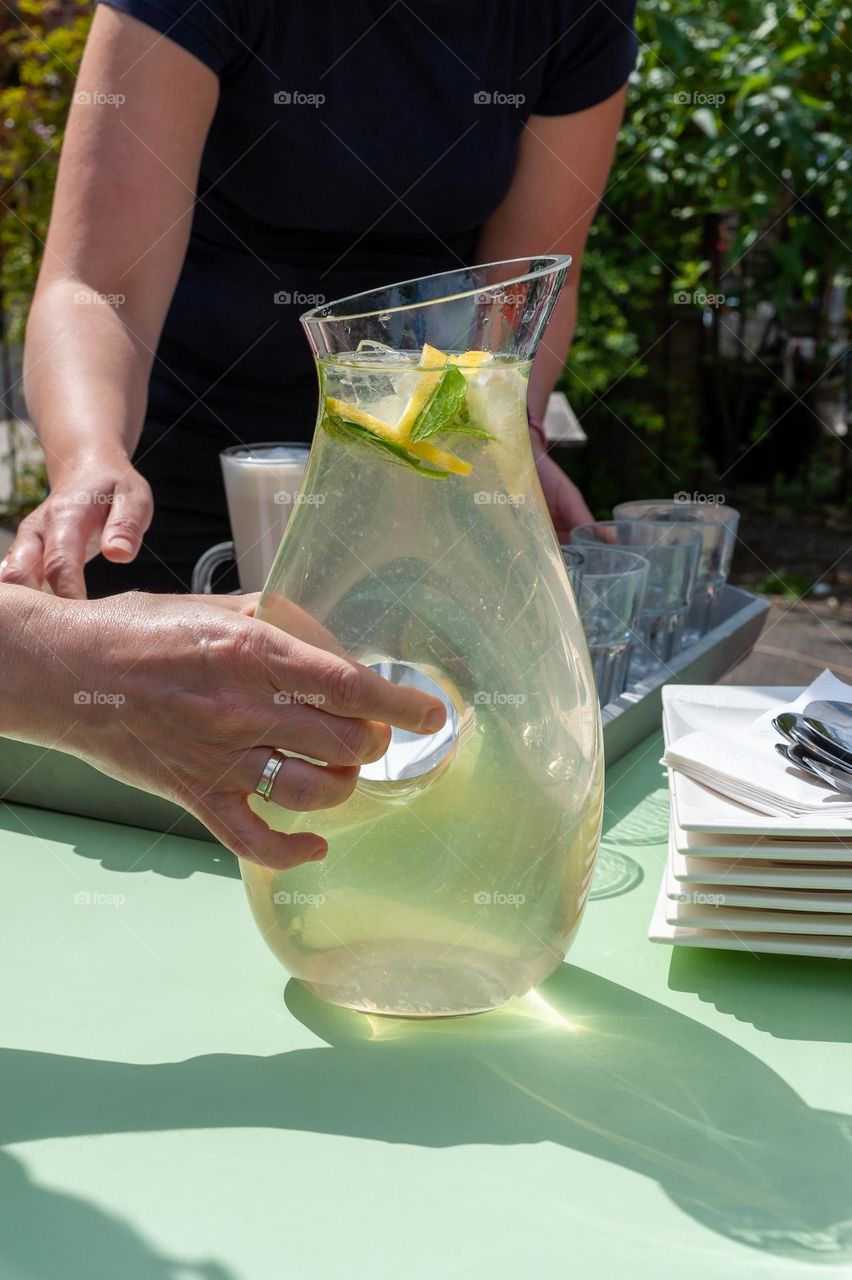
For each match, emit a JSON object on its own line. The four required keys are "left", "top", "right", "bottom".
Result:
{"left": 0, "top": 1151, "right": 234, "bottom": 1280}
{"left": 3, "top": 964, "right": 852, "bottom": 1268}
{"left": 669, "top": 946, "right": 852, "bottom": 1040}
{"left": 0, "top": 730, "right": 670, "bottom": 899}
{"left": 0, "top": 803, "right": 238, "bottom": 881}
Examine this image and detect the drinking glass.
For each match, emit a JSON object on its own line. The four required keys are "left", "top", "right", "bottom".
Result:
{"left": 576, "top": 546, "right": 648, "bottom": 706}
{"left": 191, "top": 443, "right": 310, "bottom": 593}
{"left": 613, "top": 499, "right": 740, "bottom": 642}
{"left": 560, "top": 546, "right": 584, "bottom": 595}
{"left": 571, "top": 521, "right": 702, "bottom": 678}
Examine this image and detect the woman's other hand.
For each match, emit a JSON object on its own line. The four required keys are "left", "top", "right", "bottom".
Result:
{"left": 0, "top": 459, "right": 153, "bottom": 598}
{"left": 531, "top": 436, "right": 594, "bottom": 540}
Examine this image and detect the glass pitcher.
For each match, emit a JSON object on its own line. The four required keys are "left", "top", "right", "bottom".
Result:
{"left": 240, "top": 257, "right": 604, "bottom": 1017}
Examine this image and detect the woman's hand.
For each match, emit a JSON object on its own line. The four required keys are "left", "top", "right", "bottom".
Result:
{"left": 3, "top": 589, "right": 445, "bottom": 870}
{"left": 528, "top": 423, "right": 593, "bottom": 540}
{"left": 0, "top": 457, "right": 152, "bottom": 599}
{"left": 535, "top": 453, "right": 594, "bottom": 541}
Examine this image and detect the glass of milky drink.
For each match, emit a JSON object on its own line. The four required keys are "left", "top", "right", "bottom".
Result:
{"left": 191, "top": 443, "right": 310, "bottom": 593}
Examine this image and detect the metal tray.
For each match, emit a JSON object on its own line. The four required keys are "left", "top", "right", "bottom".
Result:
{"left": 602, "top": 584, "right": 770, "bottom": 766}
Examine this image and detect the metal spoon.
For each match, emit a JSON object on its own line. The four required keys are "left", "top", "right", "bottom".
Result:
{"left": 775, "top": 741, "right": 852, "bottom": 796}
{"left": 799, "top": 754, "right": 852, "bottom": 797}
{"left": 774, "top": 741, "right": 827, "bottom": 782}
{"left": 805, "top": 699, "right": 852, "bottom": 728}
{"left": 803, "top": 701, "right": 852, "bottom": 763}
{"left": 773, "top": 712, "right": 852, "bottom": 773}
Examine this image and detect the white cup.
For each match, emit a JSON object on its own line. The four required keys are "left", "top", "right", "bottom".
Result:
{"left": 192, "top": 443, "right": 310, "bottom": 593}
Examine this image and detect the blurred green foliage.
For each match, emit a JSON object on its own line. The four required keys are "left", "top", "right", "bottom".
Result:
{"left": 753, "top": 568, "right": 813, "bottom": 599}
{"left": 565, "top": 0, "right": 851, "bottom": 513}
{"left": 0, "top": 0, "right": 90, "bottom": 343}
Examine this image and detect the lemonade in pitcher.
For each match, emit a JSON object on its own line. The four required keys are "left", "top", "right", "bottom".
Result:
{"left": 240, "top": 259, "right": 603, "bottom": 1016}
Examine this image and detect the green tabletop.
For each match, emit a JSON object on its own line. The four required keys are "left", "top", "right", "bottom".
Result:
{"left": 2, "top": 731, "right": 851, "bottom": 1280}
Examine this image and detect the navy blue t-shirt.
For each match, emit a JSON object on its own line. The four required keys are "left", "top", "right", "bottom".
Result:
{"left": 100, "top": 0, "right": 637, "bottom": 442}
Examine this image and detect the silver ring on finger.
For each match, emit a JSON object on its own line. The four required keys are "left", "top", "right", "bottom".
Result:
{"left": 255, "top": 749, "right": 287, "bottom": 802}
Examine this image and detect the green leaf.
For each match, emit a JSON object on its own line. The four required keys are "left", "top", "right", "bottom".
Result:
{"left": 781, "top": 41, "right": 816, "bottom": 63}
{"left": 409, "top": 366, "right": 468, "bottom": 443}
{"left": 445, "top": 422, "right": 497, "bottom": 442}
{"left": 796, "top": 91, "right": 833, "bottom": 110}
{"left": 322, "top": 412, "right": 450, "bottom": 479}
{"left": 736, "top": 72, "right": 771, "bottom": 102}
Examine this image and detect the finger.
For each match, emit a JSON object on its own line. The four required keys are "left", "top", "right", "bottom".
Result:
{"left": 101, "top": 470, "right": 153, "bottom": 562}
{"left": 235, "top": 751, "right": 359, "bottom": 811}
{"left": 43, "top": 508, "right": 97, "bottom": 599}
{"left": 311, "top": 654, "right": 448, "bottom": 733}
{"left": 272, "top": 704, "right": 391, "bottom": 765}
{"left": 198, "top": 792, "right": 327, "bottom": 870}
{"left": 0, "top": 523, "right": 46, "bottom": 590}
{"left": 258, "top": 630, "right": 448, "bottom": 734}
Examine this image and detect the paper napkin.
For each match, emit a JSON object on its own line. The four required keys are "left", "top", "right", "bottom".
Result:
{"left": 662, "top": 670, "right": 852, "bottom": 820}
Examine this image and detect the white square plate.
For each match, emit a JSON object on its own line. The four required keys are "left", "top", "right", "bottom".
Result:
{"left": 662, "top": 684, "right": 852, "bottom": 838}
{"left": 669, "top": 840, "right": 852, "bottom": 889}
{"left": 669, "top": 808, "right": 852, "bottom": 863}
{"left": 648, "top": 881, "right": 852, "bottom": 958}
{"left": 664, "top": 851, "right": 852, "bottom": 913}
{"left": 663, "top": 888, "right": 852, "bottom": 935}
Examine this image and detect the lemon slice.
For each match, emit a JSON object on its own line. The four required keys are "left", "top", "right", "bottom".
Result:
{"left": 407, "top": 438, "right": 472, "bottom": 477}
{"left": 448, "top": 350, "right": 493, "bottom": 368}
{"left": 326, "top": 395, "right": 471, "bottom": 476}
{"left": 465, "top": 368, "right": 530, "bottom": 497}
{"left": 421, "top": 343, "right": 450, "bottom": 367}
{"left": 396, "top": 344, "right": 490, "bottom": 437}
{"left": 325, "top": 398, "right": 403, "bottom": 443}
{"left": 395, "top": 344, "right": 448, "bottom": 437}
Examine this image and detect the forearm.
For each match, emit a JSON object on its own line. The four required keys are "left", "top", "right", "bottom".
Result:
{"left": 24, "top": 278, "right": 154, "bottom": 481}
{"left": 526, "top": 283, "right": 578, "bottom": 421}
{"left": 473, "top": 244, "right": 580, "bottom": 424}
{"left": 0, "top": 585, "right": 72, "bottom": 745}
{"left": 22, "top": 6, "right": 217, "bottom": 485}
{"left": 476, "top": 92, "right": 627, "bottom": 430}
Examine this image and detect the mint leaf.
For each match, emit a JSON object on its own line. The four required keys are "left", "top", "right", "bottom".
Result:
{"left": 446, "top": 422, "right": 497, "bottom": 442}
{"left": 409, "top": 366, "right": 468, "bottom": 444}
{"left": 322, "top": 412, "right": 450, "bottom": 479}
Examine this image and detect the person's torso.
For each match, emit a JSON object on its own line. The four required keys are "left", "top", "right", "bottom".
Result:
{"left": 151, "top": 1, "right": 579, "bottom": 439}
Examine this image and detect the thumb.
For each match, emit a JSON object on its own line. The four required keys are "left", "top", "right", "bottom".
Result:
{"left": 101, "top": 469, "right": 154, "bottom": 562}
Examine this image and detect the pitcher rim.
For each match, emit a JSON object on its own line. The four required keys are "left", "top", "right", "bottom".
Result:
{"left": 301, "top": 254, "right": 572, "bottom": 327}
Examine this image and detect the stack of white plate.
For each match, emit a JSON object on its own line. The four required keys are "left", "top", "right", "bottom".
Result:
{"left": 650, "top": 685, "right": 852, "bottom": 958}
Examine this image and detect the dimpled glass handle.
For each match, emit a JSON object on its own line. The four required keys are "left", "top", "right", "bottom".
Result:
{"left": 190, "top": 541, "right": 236, "bottom": 594}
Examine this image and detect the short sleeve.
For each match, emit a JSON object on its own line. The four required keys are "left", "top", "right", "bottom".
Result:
{"left": 534, "top": 0, "right": 638, "bottom": 116}
{"left": 96, "top": 0, "right": 250, "bottom": 76}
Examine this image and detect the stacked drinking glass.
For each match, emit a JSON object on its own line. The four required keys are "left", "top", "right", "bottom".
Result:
{"left": 561, "top": 499, "right": 740, "bottom": 707}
